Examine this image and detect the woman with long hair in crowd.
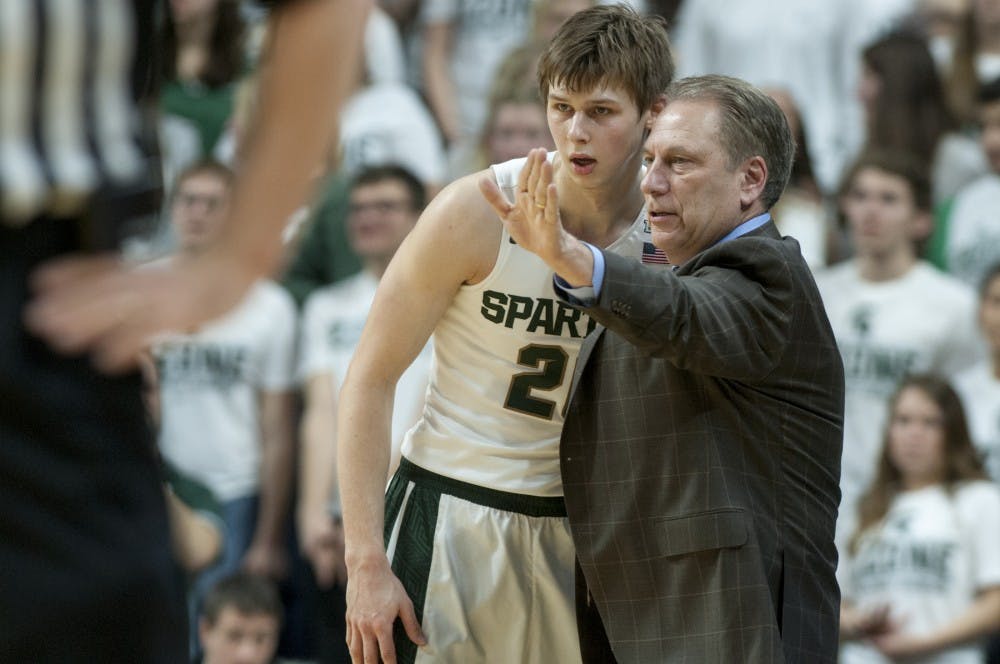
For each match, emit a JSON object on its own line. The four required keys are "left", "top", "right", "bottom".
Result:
{"left": 858, "top": 29, "right": 987, "bottom": 206}
{"left": 839, "top": 374, "right": 1000, "bottom": 663}
{"left": 162, "top": 0, "right": 247, "bottom": 159}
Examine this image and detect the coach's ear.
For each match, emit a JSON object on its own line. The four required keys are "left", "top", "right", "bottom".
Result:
{"left": 739, "top": 155, "right": 768, "bottom": 210}
{"left": 646, "top": 93, "right": 668, "bottom": 129}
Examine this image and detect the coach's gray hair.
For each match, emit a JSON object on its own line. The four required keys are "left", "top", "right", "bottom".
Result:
{"left": 665, "top": 75, "right": 795, "bottom": 209}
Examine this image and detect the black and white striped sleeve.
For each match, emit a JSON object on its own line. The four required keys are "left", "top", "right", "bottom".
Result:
{"left": 0, "top": 0, "right": 158, "bottom": 225}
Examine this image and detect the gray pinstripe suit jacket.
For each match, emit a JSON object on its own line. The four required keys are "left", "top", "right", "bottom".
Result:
{"left": 562, "top": 222, "right": 844, "bottom": 663}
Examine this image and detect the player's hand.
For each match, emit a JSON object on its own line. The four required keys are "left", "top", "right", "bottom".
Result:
{"left": 299, "top": 509, "right": 347, "bottom": 588}
{"left": 25, "top": 249, "right": 259, "bottom": 373}
{"left": 345, "top": 558, "right": 426, "bottom": 664}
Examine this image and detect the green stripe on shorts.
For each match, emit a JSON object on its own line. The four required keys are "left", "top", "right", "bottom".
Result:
{"left": 382, "top": 458, "right": 569, "bottom": 663}
{"left": 384, "top": 470, "right": 439, "bottom": 664}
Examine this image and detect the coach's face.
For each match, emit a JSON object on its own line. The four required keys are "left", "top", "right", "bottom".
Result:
{"left": 640, "top": 99, "right": 763, "bottom": 266}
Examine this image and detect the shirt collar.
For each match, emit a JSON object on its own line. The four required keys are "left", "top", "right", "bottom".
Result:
{"left": 715, "top": 212, "right": 771, "bottom": 246}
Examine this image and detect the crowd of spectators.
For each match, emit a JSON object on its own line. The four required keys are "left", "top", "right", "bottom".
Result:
{"left": 143, "top": 1, "right": 1000, "bottom": 661}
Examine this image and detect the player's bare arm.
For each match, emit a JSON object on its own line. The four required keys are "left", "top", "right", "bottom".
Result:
{"left": 338, "top": 172, "right": 503, "bottom": 664}
{"left": 26, "top": 0, "right": 370, "bottom": 372}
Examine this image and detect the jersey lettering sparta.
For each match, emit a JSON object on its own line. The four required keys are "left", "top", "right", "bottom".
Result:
{"left": 401, "top": 154, "right": 666, "bottom": 496}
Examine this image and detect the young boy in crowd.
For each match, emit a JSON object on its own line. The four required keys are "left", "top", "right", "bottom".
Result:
{"left": 199, "top": 572, "right": 284, "bottom": 664}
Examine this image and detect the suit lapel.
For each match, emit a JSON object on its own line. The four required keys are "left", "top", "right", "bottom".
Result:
{"left": 567, "top": 323, "right": 605, "bottom": 406}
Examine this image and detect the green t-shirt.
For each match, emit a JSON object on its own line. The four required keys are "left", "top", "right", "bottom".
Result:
{"left": 281, "top": 172, "right": 363, "bottom": 307}
{"left": 160, "top": 79, "right": 236, "bottom": 157}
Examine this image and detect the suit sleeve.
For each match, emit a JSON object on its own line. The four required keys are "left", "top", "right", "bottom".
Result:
{"left": 582, "top": 237, "right": 798, "bottom": 381}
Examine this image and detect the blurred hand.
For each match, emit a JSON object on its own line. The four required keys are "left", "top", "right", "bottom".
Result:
{"left": 300, "top": 509, "right": 347, "bottom": 588}
{"left": 871, "top": 630, "right": 930, "bottom": 659}
{"left": 854, "top": 604, "right": 895, "bottom": 638}
{"left": 866, "top": 609, "right": 925, "bottom": 659}
{"left": 25, "top": 250, "right": 259, "bottom": 373}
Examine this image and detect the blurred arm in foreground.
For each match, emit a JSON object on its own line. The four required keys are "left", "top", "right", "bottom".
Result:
{"left": 26, "top": 0, "right": 370, "bottom": 373}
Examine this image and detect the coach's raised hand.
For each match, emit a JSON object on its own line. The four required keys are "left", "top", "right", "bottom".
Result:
{"left": 478, "top": 148, "right": 594, "bottom": 288}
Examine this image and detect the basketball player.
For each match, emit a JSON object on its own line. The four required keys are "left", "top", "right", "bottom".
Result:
{"left": 337, "top": 6, "right": 674, "bottom": 663}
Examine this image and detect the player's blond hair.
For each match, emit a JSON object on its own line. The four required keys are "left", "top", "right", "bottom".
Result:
{"left": 536, "top": 5, "right": 674, "bottom": 113}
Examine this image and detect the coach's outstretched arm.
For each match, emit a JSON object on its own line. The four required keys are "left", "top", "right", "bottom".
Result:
{"left": 480, "top": 148, "right": 594, "bottom": 287}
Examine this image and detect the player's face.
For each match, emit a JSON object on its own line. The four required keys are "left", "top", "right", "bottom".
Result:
{"left": 640, "top": 100, "right": 748, "bottom": 265}
{"left": 347, "top": 179, "right": 419, "bottom": 261}
{"left": 546, "top": 81, "right": 649, "bottom": 190}
{"left": 887, "top": 387, "right": 947, "bottom": 489}
{"left": 488, "top": 102, "right": 553, "bottom": 165}
{"left": 171, "top": 173, "right": 231, "bottom": 253}
{"left": 979, "top": 272, "right": 1000, "bottom": 351}
{"left": 841, "top": 167, "right": 924, "bottom": 259}
{"left": 199, "top": 608, "right": 279, "bottom": 664}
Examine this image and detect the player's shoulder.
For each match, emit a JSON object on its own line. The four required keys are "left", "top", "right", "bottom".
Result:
{"left": 413, "top": 169, "right": 503, "bottom": 252}
{"left": 430, "top": 169, "right": 500, "bottom": 219}
{"left": 375, "top": 169, "right": 504, "bottom": 288}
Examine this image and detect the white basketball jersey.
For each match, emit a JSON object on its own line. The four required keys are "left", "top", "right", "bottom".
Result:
{"left": 401, "top": 154, "right": 666, "bottom": 496}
